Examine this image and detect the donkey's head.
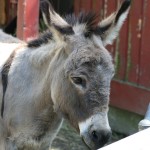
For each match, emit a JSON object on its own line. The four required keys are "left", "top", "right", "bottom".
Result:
{"left": 41, "top": 0, "right": 131, "bottom": 149}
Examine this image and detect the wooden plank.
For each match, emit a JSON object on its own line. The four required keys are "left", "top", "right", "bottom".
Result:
{"left": 127, "top": 0, "right": 143, "bottom": 84}
{"left": 75, "top": 0, "right": 90, "bottom": 12}
{"left": 110, "top": 80, "right": 150, "bottom": 115}
{"left": 92, "top": 0, "right": 104, "bottom": 19}
{"left": 80, "top": 0, "right": 92, "bottom": 11}
{"left": 104, "top": 0, "right": 117, "bottom": 60}
{"left": 139, "top": 0, "right": 150, "bottom": 88}
{"left": 0, "top": 0, "right": 6, "bottom": 25}
{"left": 24, "top": 0, "right": 39, "bottom": 40}
{"left": 5, "top": 0, "right": 17, "bottom": 25}
{"left": 115, "top": 0, "right": 129, "bottom": 80}
{"left": 99, "top": 128, "right": 150, "bottom": 150}
{"left": 103, "top": 0, "right": 116, "bottom": 18}
{"left": 17, "top": 0, "right": 39, "bottom": 41}
{"left": 16, "top": 0, "right": 24, "bottom": 39}
{"left": 74, "top": 0, "right": 81, "bottom": 15}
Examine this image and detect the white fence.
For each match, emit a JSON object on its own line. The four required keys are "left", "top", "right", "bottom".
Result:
{"left": 99, "top": 128, "right": 150, "bottom": 150}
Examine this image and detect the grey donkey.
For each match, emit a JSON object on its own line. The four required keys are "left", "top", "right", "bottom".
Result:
{"left": 0, "top": 0, "right": 131, "bottom": 149}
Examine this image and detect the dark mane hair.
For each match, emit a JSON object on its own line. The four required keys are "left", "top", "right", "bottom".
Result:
{"left": 65, "top": 12, "right": 98, "bottom": 37}
{"left": 28, "top": 31, "right": 52, "bottom": 48}
{"left": 65, "top": 12, "right": 98, "bottom": 27}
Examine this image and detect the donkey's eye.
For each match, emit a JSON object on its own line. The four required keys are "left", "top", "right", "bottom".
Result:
{"left": 72, "top": 77, "right": 83, "bottom": 85}
{"left": 71, "top": 76, "right": 87, "bottom": 88}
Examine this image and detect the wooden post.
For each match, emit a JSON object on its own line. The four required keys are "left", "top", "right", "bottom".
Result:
{"left": 17, "top": 0, "right": 39, "bottom": 41}
{"left": 0, "top": 0, "right": 6, "bottom": 26}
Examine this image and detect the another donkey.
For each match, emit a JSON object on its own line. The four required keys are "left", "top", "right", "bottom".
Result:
{"left": 0, "top": 0, "right": 131, "bottom": 149}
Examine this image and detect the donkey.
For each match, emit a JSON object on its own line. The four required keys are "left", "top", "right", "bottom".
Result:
{"left": 0, "top": 0, "right": 131, "bottom": 149}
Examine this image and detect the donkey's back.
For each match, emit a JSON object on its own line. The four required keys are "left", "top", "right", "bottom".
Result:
{"left": 0, "top": 30, "right": 24, "bottom": 149}
{"left": 0, "top": 30, "right": 23, "bottom": 70}
{"left": 0, "top": 30, "right": 22, "bottom": 43}
{"left": 0, "top": 30, "right": 23, "bottom": 115}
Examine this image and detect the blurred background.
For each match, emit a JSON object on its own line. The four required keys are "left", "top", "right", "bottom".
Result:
{"left": 1, "top": 0, "right": 150, "bottom": 149}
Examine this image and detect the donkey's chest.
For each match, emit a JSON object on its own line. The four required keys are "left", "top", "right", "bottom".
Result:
{"left": 8, "top": 114, "right": 63, "bottom": 150}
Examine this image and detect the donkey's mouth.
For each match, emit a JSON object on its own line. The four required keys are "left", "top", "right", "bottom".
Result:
{"left": 81, "top": 137, "right": 92, "bottom": 150}
{"left": 82, "top": 139, "right": 106, "bottom": 150}
{"left": 81, "top": 136, "right": 101, "bottom": 150}
{"left": 81, "top": 132, "right": 110, "bottom": 150}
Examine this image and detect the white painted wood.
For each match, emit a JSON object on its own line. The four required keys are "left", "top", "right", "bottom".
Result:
{"left": 99, "top": 128, "right": 150, "bottom": 150}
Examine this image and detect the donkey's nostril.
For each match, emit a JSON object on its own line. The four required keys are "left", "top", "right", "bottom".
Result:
{"left": 92, "top": 130, "right": 99, "bottom": 140}
{"left": 90, "top": 130, "right": 112, "bottom": 149}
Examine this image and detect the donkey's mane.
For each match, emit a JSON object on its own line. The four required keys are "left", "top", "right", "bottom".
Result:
{"left": 65, "top": 12, "right": 98, "bottom": 29}
{"left": 28, "top": 31, "right": 52, "bottom": 48}
{"left": 65, "top": 12, "right": 104, "bottom": 37}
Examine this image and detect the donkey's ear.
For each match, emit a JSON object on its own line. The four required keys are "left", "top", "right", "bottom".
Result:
{"left": 95, "top": 0, "right": 131, "bottom": 46}
{"left": 40, "top": 0, "right": 74, "bottom": 36}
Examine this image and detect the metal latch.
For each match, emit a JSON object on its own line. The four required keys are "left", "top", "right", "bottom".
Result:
{"left": 138, "top": 103, "right": 150, "bottom": 131}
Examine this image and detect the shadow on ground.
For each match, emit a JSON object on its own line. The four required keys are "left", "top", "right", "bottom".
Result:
{"left": 51, "top": 120, "right": 126, "bottom": 150}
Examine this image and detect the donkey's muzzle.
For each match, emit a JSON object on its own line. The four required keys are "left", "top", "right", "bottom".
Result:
{"left": 82, "top": 130, "right": 112, "bottom": 150}
{"left": 91, "top": 130, "right": 111, "bottom": 149}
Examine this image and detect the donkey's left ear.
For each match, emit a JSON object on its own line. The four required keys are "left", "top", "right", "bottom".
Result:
{"left": 95, "top": 0, "right": 131, "bottom": 46}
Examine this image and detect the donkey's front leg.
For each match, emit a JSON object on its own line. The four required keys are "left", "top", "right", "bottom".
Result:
{"left": 4, "top": 139, "right": 18, "bottom": 150}
{"left": 0, "top": 118, "right": 15, "bottom": 150}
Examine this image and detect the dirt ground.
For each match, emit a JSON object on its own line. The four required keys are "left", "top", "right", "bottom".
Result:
{"left": 51, "top": 120, "right": 126, "bottom": 150}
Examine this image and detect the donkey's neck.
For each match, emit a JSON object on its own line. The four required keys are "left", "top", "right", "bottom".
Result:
{"left": 27, "top": 42, "right": 59, "bottom": 67}
{"left": 24, "top": 41, "right": 68, "bottom": 107}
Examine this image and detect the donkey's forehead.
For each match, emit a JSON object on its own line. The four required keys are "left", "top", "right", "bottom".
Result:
{"left": 72, "top": 47, "right": 101, "bottom": 66}
{"left": 67, "top": 38, "right": 113, "bottom": 70}
{"left": 68, "top": 39, "right": 99, "bottom": 62}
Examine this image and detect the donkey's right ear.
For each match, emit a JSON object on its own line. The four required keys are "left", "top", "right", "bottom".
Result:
{"left": 40, "top": 0, "right": 74, "bottom": 36}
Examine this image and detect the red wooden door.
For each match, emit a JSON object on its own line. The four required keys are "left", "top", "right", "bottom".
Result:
{"left": 2, "top": 0, "right": 39, "bottom": 41}
{"left": 74, "top": 0, "right": 150, "bottom": 116}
